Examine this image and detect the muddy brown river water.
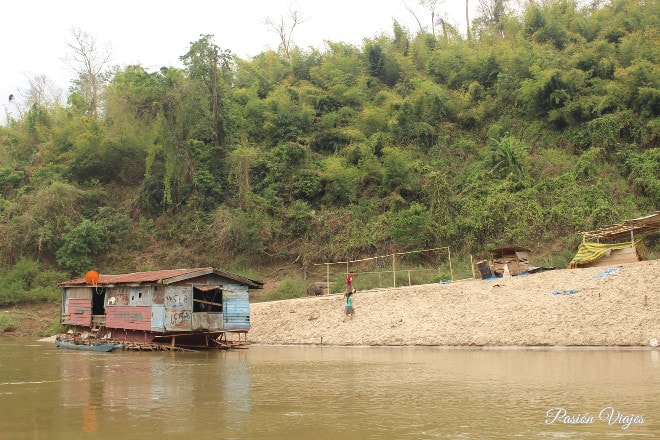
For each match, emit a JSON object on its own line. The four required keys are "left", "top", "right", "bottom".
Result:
{"left": 1, "top": 338, "right": 659, "bottom": 439}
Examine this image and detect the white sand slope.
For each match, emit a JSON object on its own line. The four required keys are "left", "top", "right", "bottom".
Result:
{"left": 248, "top": 260, "right": 660, "bottom": 346}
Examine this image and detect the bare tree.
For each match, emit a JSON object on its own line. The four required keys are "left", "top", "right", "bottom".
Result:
{"left": 402, "top": 1, "right": 426, "bottom": 34}
{"left": 22, "top": 75, "right": 62, "bottom": 110}
{"left": 63, "top": 27, "right": 111, "bottom": 117}
{"left": 4, "top": 75, "right": 62, "bottom": 121}
{"left": 265, "top": 8, "right": 304, "bottom": 60}
{"left": 476, "top": 0, "right": 510, "bottom": 36}
{"left": 402, "top": 0, "right": 458, "bottom": 40}
{"left": 403, "top": 0, "right": 446, "bottom": 36}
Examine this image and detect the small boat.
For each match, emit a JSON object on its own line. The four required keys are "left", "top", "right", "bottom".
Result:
{"left": 55, "top": 335, "right": 122, "bottom": 352}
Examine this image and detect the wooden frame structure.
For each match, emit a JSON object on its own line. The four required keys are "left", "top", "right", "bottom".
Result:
{"left": 314, "top": 247, "right": 453, "bottom": 293}
{"left": 488, "top": 246, "right": 532, "bottom": 277}
{"left": 569, "top": 212, "right": 659, "bottom": 268}
{"left": 579, "top": 211, "right": 660, "bottom": 243}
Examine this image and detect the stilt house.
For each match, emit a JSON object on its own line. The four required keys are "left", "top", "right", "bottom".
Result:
{"left": 58, "top": 267, "right": 263, "bottom": 349}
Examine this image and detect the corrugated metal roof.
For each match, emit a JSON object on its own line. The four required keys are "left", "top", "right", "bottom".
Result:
{"left": 58, "top": 267, "right": 263, "bottom": 289}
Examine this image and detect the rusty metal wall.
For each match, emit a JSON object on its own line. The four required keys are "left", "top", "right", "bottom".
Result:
{"left": 63, "top": 298, "right": 92, "bottom": 326}
{"left": 105, "top": 306, "right": 152, "bottom": 331}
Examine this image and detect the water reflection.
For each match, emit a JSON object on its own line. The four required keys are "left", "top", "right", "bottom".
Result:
{"left": 0, "top": 341, "right": 658, "bottom": 439}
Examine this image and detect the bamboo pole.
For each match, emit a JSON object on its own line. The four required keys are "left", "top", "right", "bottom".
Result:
{"left": 392, "top": 253, "right": 396, "bottom": 288}
{"left": 313, "top": 246, "right": 454, "bottom": 288}
{"left": 448, "top": 247, "right": 454, "bottom": 281}
{"left": 313, "top": 247, "right": 450, "bottom": 267}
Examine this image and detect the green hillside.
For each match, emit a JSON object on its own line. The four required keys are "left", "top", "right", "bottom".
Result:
{"left": 0, "top": 0, "right": 658, "bottom": 305}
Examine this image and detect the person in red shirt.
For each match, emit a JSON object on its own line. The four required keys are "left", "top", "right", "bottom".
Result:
{"left": 346, "top": 273, "right": 354, "bottom": 293}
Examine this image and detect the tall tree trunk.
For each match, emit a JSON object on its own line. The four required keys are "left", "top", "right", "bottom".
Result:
{"left": 465, "top": 0, "right": 471, "bottom": 40}
{"left": 210, "top": 48, "right": 222, "bottom": 146}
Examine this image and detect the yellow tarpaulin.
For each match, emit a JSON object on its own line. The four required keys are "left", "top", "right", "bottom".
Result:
{"left": 568, "top": 242, "right": 633, "bottom": 269}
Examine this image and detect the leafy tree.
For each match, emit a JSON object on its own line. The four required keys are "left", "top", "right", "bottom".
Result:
{"left": 309, "top": 42, "right": 362, "bottom": 89}
{"left": 385, "top": 202, "right": 433, "bottom": 250}
{"left": 0, "top": 258, "right": 66, "bottom": 306}
{"left": 56, "top": 219, "right": 105, "bottom": 273}
{"left": 364, "top": 40, "right": 401, "bottom": 86}
{"left": 104, "top": 65, "right": 166, "bottom": 133}
{"left": 0, "top": 167, "right": 25, "bottom": 197}
{"left": 319, "top": 156, "right": 361, "bottom": 205}
{"left": 228, "top": 146, "right": 258, "bottom": 209}
{"left": 181, "top": 34, "right": 234, "bottom": 147}
{"left": 627, "top": 148, "right": 660, "bottom": 206}
{"left": 283, "top": 200, "right": 315, "bottom": 237}
{"left": 381, "top": 147, "right": 417, "bottom": 195}
{"left": 292, "top": 168, "right": 324, "bottom": 204}
{"left": 146, "top": 67, "right": 214, "bottom": 210}
{"left": 210, "top": 207, "right": 272, "bottom": 262}
{"left": 489, "top": 135, "right": 529, "bottom": 180}
{"left": 260, "top": 86, "right": 315, "bottom": 147}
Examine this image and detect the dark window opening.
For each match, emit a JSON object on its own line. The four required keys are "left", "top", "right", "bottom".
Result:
{"left": 193, "top": 287, "right": 223, "bottom": 313}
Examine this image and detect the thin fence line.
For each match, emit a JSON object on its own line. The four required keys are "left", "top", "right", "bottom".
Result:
{"left": 312, "top": 246, "right": 451, "bottom": 266}
{"left": 309, "top": 247, "right": 460, "bottom": 293}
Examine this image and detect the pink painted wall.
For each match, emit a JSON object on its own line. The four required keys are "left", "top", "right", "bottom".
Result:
{"left": 106, "top": 306, "right": 152, "bottom": 331}
{"left": 65, "top": 299, "right": 92, "bottom": 326}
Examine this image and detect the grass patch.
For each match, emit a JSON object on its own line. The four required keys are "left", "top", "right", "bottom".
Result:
{"left": 0, "top": 312, "right": 19, "bottom": 332}
{"left": 0, "top": 301, "right": 62, "bottom": 336}
{"left": 263, "top": 278, "right": 308, "bottom": 301}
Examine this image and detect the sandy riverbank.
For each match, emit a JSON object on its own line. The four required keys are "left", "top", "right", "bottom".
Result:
{"left": 248, "top": 260, "right": 660, "bottom": 346}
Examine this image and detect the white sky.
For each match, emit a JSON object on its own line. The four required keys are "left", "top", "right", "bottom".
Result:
{"left": 1, "top": 0, "right": 476, "bottom": 120}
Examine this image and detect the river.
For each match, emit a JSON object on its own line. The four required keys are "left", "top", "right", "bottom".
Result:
{"left": 1, "top": 338, "right": 659, "bottom": 439}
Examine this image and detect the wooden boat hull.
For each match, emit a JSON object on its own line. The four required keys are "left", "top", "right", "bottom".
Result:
{"left": 55, "top": 339, "right": 122, "bottom": 352}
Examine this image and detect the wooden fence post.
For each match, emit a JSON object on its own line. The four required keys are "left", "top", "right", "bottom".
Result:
{"left": 392, "top": 253, "right": 396, "bottom": 288}
{"left": 448, "top": 247, "right": 454, "bottom": 281}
